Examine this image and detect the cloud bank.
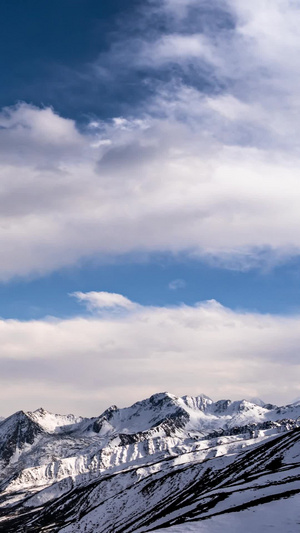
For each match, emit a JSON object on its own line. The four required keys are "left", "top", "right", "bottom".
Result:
{"left": 0, "top": 1, "right": 300, "bottom": 278}
{"left": 0, "top": 293, "right": 299, "bottom": 415}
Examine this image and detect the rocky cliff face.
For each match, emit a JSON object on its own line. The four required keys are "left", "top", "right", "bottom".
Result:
{"left": 0, "top": 392, "right": 299, "bottom": 532}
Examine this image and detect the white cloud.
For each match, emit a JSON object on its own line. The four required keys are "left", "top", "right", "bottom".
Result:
{"left": 0, "top": 296, "right": 299, "bottom": 415}
{"left": 1, "top": 2, "right": 300, "bottom": 278}
{"left": 1, "top": 100, "right": 300, "bottom": 278}
{"left": 139, "top": 33, "right": 219, "bottom": 67}
{"left": 71, "top": 291, "right": 136, "bottom": 311}
{"left": 0, "top": 103, "right": 83, "bottom": 164}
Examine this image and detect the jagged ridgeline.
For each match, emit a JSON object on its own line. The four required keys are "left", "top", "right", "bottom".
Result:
{"left": 0, "top": 392, "right": 299, "bottom": 532}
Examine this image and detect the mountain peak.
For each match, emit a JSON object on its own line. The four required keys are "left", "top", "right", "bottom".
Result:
{"left": 181, "top": 394, "right": 213, "bottom": 412}
{"left": 26, "top": 408, "right": 84, "bottom": 433}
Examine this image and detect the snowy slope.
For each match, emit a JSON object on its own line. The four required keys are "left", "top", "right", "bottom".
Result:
{"left": 154, "top": 494, "right": 300, "bottom": 533}
{"left": 0, "top": 392, "right": 299, "bottom": 532}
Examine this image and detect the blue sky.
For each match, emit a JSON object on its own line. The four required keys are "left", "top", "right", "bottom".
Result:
{"left": 1, "top": 0, "right": 300, "bottom": 415}
{"left": 2, "top": 256, "right": 300, "bottom": 320}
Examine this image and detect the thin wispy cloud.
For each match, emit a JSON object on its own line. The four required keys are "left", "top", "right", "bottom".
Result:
{"left": 168, "top": 279, "right": 186, "bottom": 290}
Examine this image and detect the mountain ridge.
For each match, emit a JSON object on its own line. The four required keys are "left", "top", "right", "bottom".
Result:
{"left": 0, "top": 391, "right": 299, "bottom": 532}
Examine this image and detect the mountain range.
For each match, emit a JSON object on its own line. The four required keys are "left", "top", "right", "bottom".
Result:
{"left": 0, "top": 392, "right": 299, "bottom": 532}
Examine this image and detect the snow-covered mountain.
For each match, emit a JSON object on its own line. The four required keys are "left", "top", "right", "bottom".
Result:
{"left": 0, "top": 392, "right": 299, "bottom": 532}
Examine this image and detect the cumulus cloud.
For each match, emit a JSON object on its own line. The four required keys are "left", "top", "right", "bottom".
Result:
{"left": 1, "top": 2, "right": 300, "bottom": 278}
{"left": 0, "top": 295, "right": 299, "bottom": 415}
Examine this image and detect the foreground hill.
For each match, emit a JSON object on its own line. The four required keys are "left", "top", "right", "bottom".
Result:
{"left": 0, "top": 392, "right": 299, "bottom": 532}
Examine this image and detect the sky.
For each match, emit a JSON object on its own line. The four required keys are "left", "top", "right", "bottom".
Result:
{"left": 1, "top": 0, "right": 300, "bottom": 415}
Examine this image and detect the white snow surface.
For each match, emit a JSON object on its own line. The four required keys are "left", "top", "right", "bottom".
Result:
{"left": 154, "top": 494, "right": 300, "bottom": 533}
